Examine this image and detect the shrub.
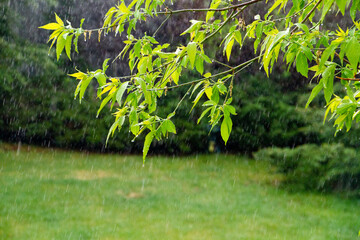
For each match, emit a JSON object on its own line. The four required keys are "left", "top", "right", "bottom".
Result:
{"left": 254, "top": 144, "right": 360, "bottom": 194}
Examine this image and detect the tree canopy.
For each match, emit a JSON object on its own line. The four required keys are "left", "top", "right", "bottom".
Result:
{"left": 40, "top": 0, "right": 360, "bottom": 161}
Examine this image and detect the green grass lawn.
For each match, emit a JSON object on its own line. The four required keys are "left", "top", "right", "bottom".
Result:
{"left": 0, "top": 144, "right": 359, "bottom": 240}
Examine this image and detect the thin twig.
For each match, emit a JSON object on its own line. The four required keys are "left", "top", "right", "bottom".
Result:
{"left": 335, "top": 52, "right": 350, "bottom": 65}
{"left": 291, "top": 0, "right": 323, "bottom": 34}
{"left": 153, "top": 14, "right": 171, "bottom": 37}
{"left": 83, "top": 0, "right": 262, "bottom": 32}
{"left": 161, "top": 0, "right": 263, "bottom": 15}
{"left": 148, "top": 56, "right": 261, "bottom": 91}
{"left": 212, "top": 59, "right": 234, "bottom": 69}
{"left": 336, "top": 76, "right": 360, "bottom": 82}
{"left": 201, "top": 9, "right": 237, "bottom": 44}
{"left": 171, "top": 85, "right": 194, "bottom": 116}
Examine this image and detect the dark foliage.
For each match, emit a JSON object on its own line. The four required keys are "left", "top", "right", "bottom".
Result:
{"left": 254, "top": 144, "right": 360, "bottom": 194}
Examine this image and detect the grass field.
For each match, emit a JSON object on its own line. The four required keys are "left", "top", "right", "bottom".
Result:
{"left": 0, "top": 144, "right": 359, "bottom": 240}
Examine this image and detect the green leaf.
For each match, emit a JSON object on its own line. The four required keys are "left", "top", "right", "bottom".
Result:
{"left": 167, "top": 112, "right": 175, "bottom": 119}
{"left": 97, "top": 94, "right": 112, "bottom": 117}
{"left": 102, "top": 58, "right": 110, "bottom": 72}
{"left": 181, "top": 20, "right": 203, "bottom": 36}
{"left": 350, "top": 0, "right": 360, "bottom": 19}
{"left": 163, "top": 119, "right": 176, "bottom": 134}
{"left": 74, "top": 80, "right": 82, "bottom": 99}
{"left": 319, "top": 44, "right": 337, "bottom": 68}
{"left": 79, "top": 18, "right": 85, "bottom": 28}
{"left": 224, "top": 105, "right": 237, "bottom": 116}
{"left": 211, "top": 87, "right": 220, "bottom": 104}
{"left": 296, "top": 52, "right": 308, "bottom": 77}
{"left": 268, "top": 29, "right": 289, "bottom": 53}
{"left": 346, "top": 37, "right": 360, "bottom": 73}
{"left": 65, "top": 34, "right": 73, "bottom": 60}
{"left": 94, "top": 72, "right": 106, "bottom": 87}
{"left": 306, "top": 81, "right": 323, "bottom": 108}
{"left": 106, "top": 116, "right": 125, "bottom": 145}
{"left": 295, "top": 23, "right": 309, "bottom": 34}
{"left": 143, "top": 131, "right": 154, "bottom": 161}
{"left": 39, "top": 23, "right": 61, "bottom": 30}
{"left": 55, "top": 13, "right": 64, "bottom": 26}
{"left": 206, "top": 0, "right": 221, "bottom": 22}
{"left": 138, "top": 78, "right": 152, "bottom": 107}
{"left": 116, "top": 82, "right": 129, "bottom": 105}
{"left": 138, "top": 56, "right": 148, "bottom": 74}
{"left": 129, "top": 109, "right": 140, "bottom": 135}
{"left": 79, "top": 76, "right": 93, "bottom": 102}
{"left": 266, "top": 0, "right": 284, "bottom": 17}
{"left": 203, "top": 100, "right": 216, "bottom": 107}
{"left": 335, "top": 0, "right": 346, "bottom": 15}
{"left": 234, "top": 30, "right": 242, "bottom": 45}
{"left": 225, "top": 38, "right": 234, "bottom": 62}
{"left": 190, "top": 89, "right": 205, "bottom": 113}
{"left": 56, "top": 33, "right": 67, "bottom": 60}
{"left": 187, "top": 42, "right": 197, "bottom": 69}
{"left": 322, "top": 64, "right": 335, "bottom": 103}
{"left": 191, "top": 81, "right": 204, "bottom": 98}
{"left": 321, "top": 0, "right": 335, "bottom": 21}
{"left": 221, "top": 115, "right": 232, "bottom": 145}
{"left": 195, "top": 56, "right": 204, "bottom": 75}
{"left": 198, "top": 107, "right": 212, "bottom": 124}
{"left": 171, "top": 67, "right": 181, "bottom": 85}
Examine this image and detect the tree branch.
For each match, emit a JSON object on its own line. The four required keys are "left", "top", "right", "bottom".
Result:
{"left": 336, "top": 76, "right": 360, "bottom": 82}
{"left": 161, "top": 0, "right": 263, "bottom": 15}
{"left": 291, "top": 0, "right": 323, "bottom": 34}
{"left": 147, "top": 56, "right": 261, "bottom": 91}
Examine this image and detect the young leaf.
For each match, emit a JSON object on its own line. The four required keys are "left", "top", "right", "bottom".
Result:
{"left": 195, "top": 56, "right": 204, "bottom": 75}
{"left": 106, "top": 116, "right": 125, "bottom": 145}
{"left": 206, "top": 0, "right": 221, "bottom": 22}
{"left": 65, "top": 34, "right": 73, "bottom": 60}
{"left": 322, "top": 64, "right": 335, "bottom": 103}
{"left": 346, "top": 37, "right": 360, "bottom": 73}
{"left": 102, "top": 58, "right": 110, "bottom": 72}
{"left": 56, "top": 33, "right": 67, "bottom": 60}
{"left": 335, "top": 0, "right": 346, "bottom": 15}
{"left": 143, "top": 131, "right": 154, "bottom": 161}
{"left": 116, "top": 81, "right": 129, "bottom": 106}
{"left": 79, "top": 76, "right": 93, "bottom": 102}
{"left": 197, "top": 107, "right": 212, "bottom": 124}
{"left": 306, "top": 81, "right": 324, "bottom": 108}
{"left": 69, "top": 71, "right": 86, "bottom": 80}
{"left": 163, "top": 119, "right": 176, "bottom": 134}
{"left": 39, "top": 23, "right": 61, "bottom": 30}
{"left": 55, "top": 13, "right": 64, "bottom": 26}
{"left": 181, "top": 20, "right": 203, "bottom": 36}
{"left": 321, "top": 0, "right": 335, "bottom": 21}
{"left": 221, "top": 115, "right": 232, "bottom": 145}
{"left": 129, "top": 109, "right": 140, "bottom": 135}
{"left": 224, "top": 105, "right": 237, "bottom": 115}
{"left": 97, "top": 94, "right": 112, "bottom": 117}
{"left": 225, "top": 38, "right": 234, "bottom": 62}
{"left": 296, "top": 52, "right": 308, "bottom": 77}
{"left": 187, "top": 42, "right": 197, "bottom": 69}
{"left": 190, "top": 89, "right": 205, "bottom": 112}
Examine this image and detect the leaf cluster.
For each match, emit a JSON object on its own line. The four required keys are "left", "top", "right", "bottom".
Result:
{"left": 40, "top": 0, "right": 360, "bottom": 160}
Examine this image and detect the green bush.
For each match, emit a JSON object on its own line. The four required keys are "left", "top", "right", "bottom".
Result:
{"left": 254, "top": 144, "right": 360, "bottom": 194}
